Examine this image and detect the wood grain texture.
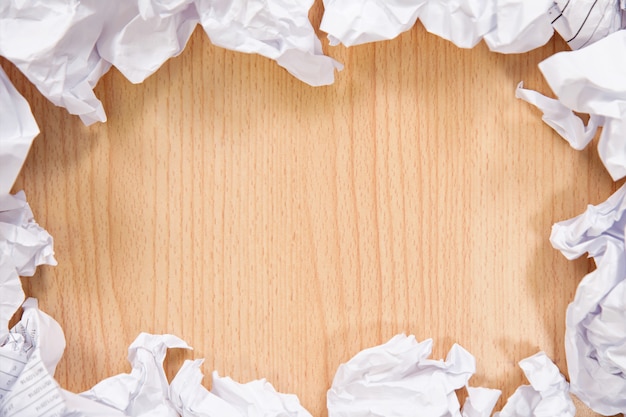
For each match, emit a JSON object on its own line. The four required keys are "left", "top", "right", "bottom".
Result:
{"left": 5, "top": 14, "right": 616, "bottom": 417}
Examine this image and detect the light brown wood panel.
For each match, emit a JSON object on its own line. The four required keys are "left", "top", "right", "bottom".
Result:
{"left": 5, "top": 15, "right": 614, "bottom": 417}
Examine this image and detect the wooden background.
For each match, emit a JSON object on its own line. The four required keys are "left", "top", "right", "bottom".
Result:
{"left": 5, "top": 11, "right": 616, "bottom": 417}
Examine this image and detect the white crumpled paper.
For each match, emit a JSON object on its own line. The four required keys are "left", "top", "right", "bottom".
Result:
{"left": 0, "top": 1, "right": 113, "bottom": 125}
{"left": 319, "top": 0, "right": 427, "bottom": 47}
{"left": 102, "top": 0, "right": 343, "bottom": 87}
{"left": 3, "top": 0, "right": 624, "bottom": 128}
{"left": 81, "top": 333, "right": 193, "bottom": 416}
{"left": 551, "top": 183, "right": 626, "bottom": 415}
{"left": 209, "top": 371, "right": 313, "bottom": 417}
{"left": 320, "top": 0, "right": 623, "bottom": 53}
{"left": 462, "top": 387, "right": 502, "bottom": 417}
{"left": 0, "top": 189, "right": 59, "bottom": 416}
{"left": 0, "top": 66, "right": 39, "bottom": 196}
{"left": 0, "top": 298, "right": 67, "bottom": 416}
{"left": 518, "top": 30, "right": 626, "bottom": 180}
{"left": 550, "top": 0, "right": 626, "bottom": 50}
{"left": 194, "top": 0, "right": 342, "bottom": 87}
{"left": 494, "top": 352, "right": 575, "bottom": 417}
{"left": 96, "top": 0, "right": 198, "bottom": 85}
{"left": 0, "top": 191, "right": 56, "bottom": 338}
{"left": 326, "top": 334, "right": 499, "bottom": 417}
{"left": 1, "top": 316, "right": 318, "bottom": 417}
{"left": 0, "top": 192, "right": 56, "bottom": 278}
{"left": 81, "top": 332, "right": 315, "bottom": 417}
{"left": 420, "top": 0, "right": 553, "bottom": 51}
{"left": 326, "top": 335, "right": 578, "bottom": 417}
{"left": 169, "top": 360, "right": 243, "bottom": 416}
{"left": 515, "top": 82, "right": 601, "bottom": 151}
{"left": 170, "top": 360, "right": 311, "bottom": 417}
{"left": 321, "top": 0, "right": 555, "bottom": 53}
{"left": 481, "top": 0, "right": 554, "bottom": 54}
{"left": 0, "top": 0, "right": 341, "bottom": 126}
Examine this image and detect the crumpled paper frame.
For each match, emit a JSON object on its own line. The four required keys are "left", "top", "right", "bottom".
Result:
{"left": 1, "top": 2, "right": 620, "bottom": 412}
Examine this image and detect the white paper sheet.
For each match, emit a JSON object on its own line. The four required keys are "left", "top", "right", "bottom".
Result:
{"left": 551, "top": 183, "right": 626, "bottom": 415}
{"left": 321, "top": 0, "right": 554, "bottom": 53}
{"left": 550, "top": 0, "right": 626, "bottom": 50}
{"left": 0, "top": 67, "right": 40, "bottom": 196}
{"left": 59, "top": 389, "right": 129, "bottom": 417}
{"left": 519, "top": 30, "right": 626, "bottom": 180}
{"left": 0, "top": 298, "right": 128, "bottom": 417}
{"left": 0, "top": 298, "right": 67, "bottom": 416}
{"left": 326, "top": 334, "right": 491, "bottom": 417}
{"left": 493, "top": 352, "right": 575, "bottom": 417}
{"left": 60, "top": 389, "right": 127, "bottom": 417}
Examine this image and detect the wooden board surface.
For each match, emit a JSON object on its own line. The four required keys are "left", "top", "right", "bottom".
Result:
{"left": 5, "top": 14, "right": 616, "bottom": 416}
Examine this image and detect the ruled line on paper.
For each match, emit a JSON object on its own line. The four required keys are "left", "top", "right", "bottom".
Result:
{"left": 552, "top": 0, "right": 626, "bottom": 50}
{"left": 0, "top": 355, "right": 65, "bottom": 417}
